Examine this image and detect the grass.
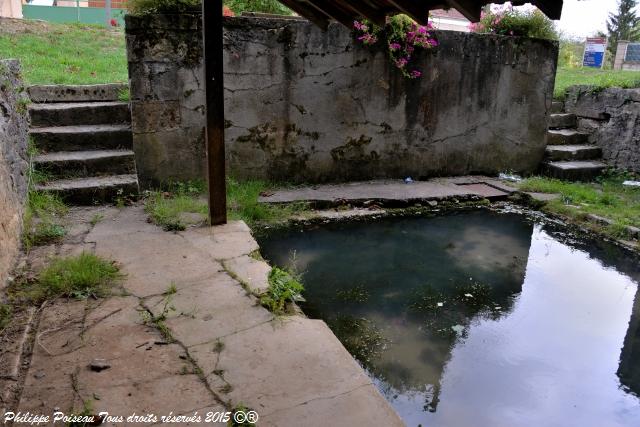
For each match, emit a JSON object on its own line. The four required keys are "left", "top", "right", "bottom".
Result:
{"left": 554, "top": 66, "right": 640, "bottom": 99}
{"left": 144, "top": 181, "right": 208, "bottom": 231}
{"left": 22, "top": 141, "right": 68, "bottom": 251}
{"left": 518, "top": 173, "right": 640, "bottom": 239}
{"left": 260, "top": 267, "right": 304, "bottom": 315}
{"left": 145, "top": 179, "right": 310, "bottom": 231}
{"left": 0, "top": 303, "right": 12, "bottom": 333}
{"left": 16, "top": 252, "right": 122, "bottom": 303}
{"left": 0, "top": 21, "right": 126, "bottom": 85}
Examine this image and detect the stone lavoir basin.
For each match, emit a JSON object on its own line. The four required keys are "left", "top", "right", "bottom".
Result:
{"left": 257, "top": 209, "right": 640, "bottom": 427}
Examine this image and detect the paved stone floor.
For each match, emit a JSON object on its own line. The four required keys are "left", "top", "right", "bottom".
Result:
{"left": 1, "top": 206, "right": 402, "bottom": 426}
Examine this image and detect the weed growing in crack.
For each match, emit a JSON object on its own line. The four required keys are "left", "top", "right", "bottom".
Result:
{"left": 260, "top": 267, "right": 304, "bottom": 315}
{"left": 140, "top": 291, "right": 176, "bottom": 342}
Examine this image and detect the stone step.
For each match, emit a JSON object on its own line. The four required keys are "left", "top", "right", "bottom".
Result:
{"left": 29, "top": 101, "right": 130, "bottom": 127}
{"left": 551, "top": 101, "right": 564, "bottom": 113}
{"left": 543, "top": 160, "right": 607, "bottom": 181}
{"left": 35, "top": 174, "right": 139, "bottom": 205}
{"left": 547, "top": 129, "right": 590, "bottom": 145}
{"left": 30, "top": 124, "right": 132, "bottom": 152}
{"left": 33, "top": 150, "right": 136, "bottom": 178}
{"left": 28, "top": 84, "right": 128, "bottom": 103}
{"left": 548, "top": 113, "right": 577, "bottom": 129}
{"left": 545, "top": 145, "right": 602, "bottom": 161}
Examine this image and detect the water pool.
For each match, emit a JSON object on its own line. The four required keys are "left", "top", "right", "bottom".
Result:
{"left": 258, "top": 210, "right": 640, "bottom": 427}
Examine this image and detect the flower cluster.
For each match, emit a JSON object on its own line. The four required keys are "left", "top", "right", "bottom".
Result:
{"left": 353, "top": 14, "right": 438, "bottom": 79}
{"left": 468, "top": 6, "right": 557, "bottom": 40}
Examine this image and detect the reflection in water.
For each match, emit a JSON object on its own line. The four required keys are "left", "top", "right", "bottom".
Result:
{"left": 257, "top": 211, "right": 640, "bottom": 427}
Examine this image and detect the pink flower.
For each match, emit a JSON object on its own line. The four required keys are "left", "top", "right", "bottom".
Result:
{"left": 410, "top": 70, "right": 422, "bottom": 78}
{"left": 395, "top": 57, "right": 408, "bottom": 68}
{"left": 389, "top": 42, "right": 401, "bottom": 50}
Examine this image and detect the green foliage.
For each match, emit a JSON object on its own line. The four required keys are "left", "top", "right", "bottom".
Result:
{"left": 518, "top": 175, "right": 640, "bottom": 234}
{"left": 558, "top": 38, "right": 584, "bottom": 68}
{"left": 224, "top": 0, "right": 291, "bottom": 15}
{"left": 22, "top": 141, "right": 68, "bottom": 250}
{"left": 117, "top": 87, "right": 130, "bottom": 102}
{"left": 607, "top": 0, "right": 640, "bottom": 56}
{"left": 228, "top": 403, "right": 256, "bottom": 427}
{"left": 0, "top": 303, "right": 12, "bottom": 333}
{"left": 20, "top": 252, "right": 122, "bottom": 303}
{"left": 554, "top": 67, "right": 640, "bottom": 99}
{"left": 128, "top": 0, "right": 200, "bottom": 15}
{"left": 260, "top": 267, "right": 304, "bottom": 315}
{"left": 0, "top": 22, "right": 126, "bottom": 85}
{"left": 144, "top": 181, "right": 207, "bottom": 231}
{"left": 471, "top": 8, "right": 558, "bottom": 40}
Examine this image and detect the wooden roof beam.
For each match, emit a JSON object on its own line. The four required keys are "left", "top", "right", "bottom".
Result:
{"left": 278, "top": 0, "right": 331, "bottom": 29}
{"left": 386, "top": 0, "right": 430, "bottom": 25}
{"left": 339, "top": 0, "right": 387, "bottom": 26}
{"left": 304, "top": 0, "right": 358, "bottom": 28}
{"left": 446, "top": 0, "right": 482, "bottom": 22}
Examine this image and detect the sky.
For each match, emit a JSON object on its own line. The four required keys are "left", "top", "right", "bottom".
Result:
{"left": 534, "top": 0, "right": 634, "bottom": 39}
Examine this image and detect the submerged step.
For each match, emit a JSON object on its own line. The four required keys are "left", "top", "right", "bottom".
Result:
{"left": 543, "top": 160, "right": 607, "bottom": 181}
{"left": 35, "top": 174, "right": 139, "bottom": 204}
{"left": 33, "top": 149, "right": 136, "bottom": 178}
{"left": 28, "top": 84, "right": 128, "bottom": 103}
{"left": 29, "top": 101, "right": 130, "bottom": 127}
{"left": 548, "top": 113, "right": 577, "bottom": 129}
{"left": 545, "top": 145, "right": 602, "bottom": 161}
{"left": 547, "top": 129, "right": 589, "bottom": 145}
{"left": 30, "top": 124, "right": 132, "bottom": 152}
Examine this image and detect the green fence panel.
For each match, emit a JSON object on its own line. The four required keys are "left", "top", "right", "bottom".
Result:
{"left": 22, "top": 5, "right": 126, "bottom": 27}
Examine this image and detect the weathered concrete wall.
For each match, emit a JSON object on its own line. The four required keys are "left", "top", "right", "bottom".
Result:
{"left": 565, "top": 85, "right": 640, "bottom": 172}
{"left": 126, "top": 15, "right": 558, "bottom": 187}
{"left": 0, "top": 59, "right": 29, "bottom": 287}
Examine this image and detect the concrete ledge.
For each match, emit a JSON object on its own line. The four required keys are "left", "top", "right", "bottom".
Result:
{"left": 28, "top": 84, "right": 128, "bottom": 103}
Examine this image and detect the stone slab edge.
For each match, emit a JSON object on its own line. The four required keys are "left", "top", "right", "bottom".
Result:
{"left": 28, "top": 84, "right": 128, "bottom": 103}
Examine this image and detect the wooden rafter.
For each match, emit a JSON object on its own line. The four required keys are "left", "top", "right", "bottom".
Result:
{"left": 278, "top": 0, "right": 331, "bottom": 29}
{"left": 304, "top": 0, "right": 356, "bottom": 28}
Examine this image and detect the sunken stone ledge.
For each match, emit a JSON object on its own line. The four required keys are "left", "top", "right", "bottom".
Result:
{"left": 564, "top": 85, "right": 640, "bottom": 172}
{"left": 0, "top": 59, "right": 29, "bottom": 288}
{"left": 125, "top": 14, "right": 558, "bottom": 188}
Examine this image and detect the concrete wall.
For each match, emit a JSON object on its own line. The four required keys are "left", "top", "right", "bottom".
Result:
{"left": 565, "top": 85, "right": 640, "bottom": 172}
{"left": 125, "top": 14, "right": 558, "bottom": 188}
{"left": 0, "top": 59, "right": 29, "bottom": 288}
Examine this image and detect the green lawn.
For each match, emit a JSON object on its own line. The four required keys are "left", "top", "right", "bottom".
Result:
{"left": 554, "top": 66, "right": 640, "bottom": 99}
{"left": 0, "top": 20, "right": 127, "bottom": 85}
{"left": 518, "top": 175, "right": 640, "bottom": 238}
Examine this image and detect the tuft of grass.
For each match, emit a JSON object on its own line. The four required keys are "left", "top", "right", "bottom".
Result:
{"left": 90, "top": 213, "right": 104, "bottom": 226}
{"left": 22, "top": 191, "right": 68, "bottom": 250}
{"left": 0, "top": 303, "right": 12, "bottom": 333}
{"left": 518, "top": 174, "right": 640, "bottom": 237}
{"left": 228, "top": 403, "right": 257, "bottom": 427}
{"left": 145, "top": 181, "right": 208, "bottom": 231}
{"left": 0, "top": 22, "right": 126, "bottom": 85}
{"left": 260, "top": 267, "right": 304, "bottom": 315}
{"left": 227, "top": 178, "right": 309, "bottom": 226}
{"left": 554, "top": 67, "right": 640, "bottom": 100}
{"left": 19, "top": 252, "right": 122, "bottom": 303}
{"left": 117, "top": 87, "right": 130, "bottom": 102}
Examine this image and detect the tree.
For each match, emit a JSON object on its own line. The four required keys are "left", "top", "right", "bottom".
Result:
{"left": 607, "top": 0, "right": 640, "bottom": 56}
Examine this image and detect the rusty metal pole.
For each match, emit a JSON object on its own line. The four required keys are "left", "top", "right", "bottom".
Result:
{"left": 202, "top": 0, "right": 227, "bottom": 225}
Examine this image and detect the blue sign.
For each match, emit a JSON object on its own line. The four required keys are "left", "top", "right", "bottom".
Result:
{"left": 583, "top": 37, "right": 607, "bottom": 68}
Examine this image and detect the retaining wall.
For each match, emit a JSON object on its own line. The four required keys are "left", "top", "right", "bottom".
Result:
{"left": 125, "top": 15, "right": 558, "bottom": 187}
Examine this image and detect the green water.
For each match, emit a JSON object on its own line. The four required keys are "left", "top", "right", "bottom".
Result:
{"left": 257, "top": 210, "right": 640, "bottom": 427}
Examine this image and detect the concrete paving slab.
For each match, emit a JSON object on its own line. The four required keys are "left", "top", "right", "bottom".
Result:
{"left": 260, "top": 177, "right": 515, "bottom": 206}
{"left": 146, "top": 276, "right": 273, "bottom": 348}
{"left": 222, "top": 255, "right": 271, "bottom": 295}
{"left": 189, "top": 317, "right": 402, "bottom": 425}
{"left": 183, "top": 224, "right": 260, "bottom": 261}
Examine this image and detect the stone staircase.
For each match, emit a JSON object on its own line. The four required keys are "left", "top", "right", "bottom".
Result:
{"left": 27, "top": 84, "right": 139, "bottom": 204}
{"left": 542, "top": 102, "right": 607, "bottom": 181}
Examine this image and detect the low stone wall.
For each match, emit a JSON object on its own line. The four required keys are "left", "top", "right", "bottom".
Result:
{"left": 565, "top": 85, "right": 640, "bottom": 172}
{"left": 0, "top": 59, "right": 29, "bottom": 288}
{"left": 126, "top": 14, "right": 558, "bottom": 188}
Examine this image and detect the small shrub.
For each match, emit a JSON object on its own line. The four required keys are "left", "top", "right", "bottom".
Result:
{"left": 470, "top": 8, "right": 558, "bottom": 40}
{"left": 260, "top": 267, "right": 304, "bottom": 315}
{"left": 21, "top": 252, "right": 122, "bottom": 302}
